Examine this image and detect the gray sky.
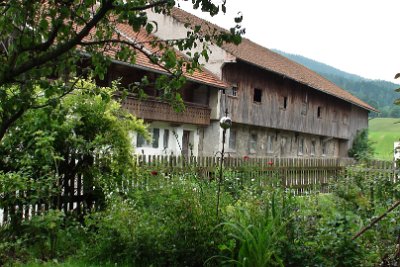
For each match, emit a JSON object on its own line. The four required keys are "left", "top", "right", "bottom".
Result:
{"left": 177, "top": 0, "right": 400, "bottom": 84}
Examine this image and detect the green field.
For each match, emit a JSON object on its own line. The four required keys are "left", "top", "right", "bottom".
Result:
{"left": 369, "top": 118, "right": 400, "bottom": 160}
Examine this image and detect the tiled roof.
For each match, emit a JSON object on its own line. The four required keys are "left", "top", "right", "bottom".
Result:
{"left": 169, "top": 8, "right": 378, "bottom": 112}
{"left": 112, "top": 24, "right": 230, "bottom": 89}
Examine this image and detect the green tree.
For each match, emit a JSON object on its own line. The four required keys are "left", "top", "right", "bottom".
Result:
{"left": 0, "top": 79, "right": 149, "bottom": 220}
{"left": 348, "top": 129, "right": 374, "bottom": 161}
{"left": 0, "top": 0, "right": 243, "bottom": 142}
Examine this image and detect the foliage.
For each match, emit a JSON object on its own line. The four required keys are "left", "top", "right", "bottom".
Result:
{"left": 0, "top": 79, "right": 148, "bottom": 225}
{"left": 0, "top": 210, "right": 85, "bottom": 265}
{"left": 348, "top": 129, "right": 375, "bottom": 161}
{"left": 0, "top": 0, "right": 244, "bottom": 141}
{"left": 214, "top": 185, "right": 293, "bottom": 267}
{"left": 3, "top": 160, "right": 400, "bottom": 265}
{"left": 82, "top": 171, "right": 232, "bottom": 266}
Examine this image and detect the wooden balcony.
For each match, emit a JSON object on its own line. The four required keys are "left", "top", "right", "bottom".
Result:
{"left": 122, "top": 97, "right": 211, "bottom": 126}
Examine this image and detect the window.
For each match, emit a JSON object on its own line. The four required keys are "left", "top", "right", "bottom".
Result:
{"left": 301, "top": 102, "right": 308, "bottom": 115}
{"left": 137, "top": 134, "right": 146, "bottom": 147}
{"left": 322, "top": 142, "right": 327, "bottom": 156}
{"left": 163, "top": 129, "right": 169, "bottom": 149}
{"left": 152, "top": 128, "right": 160, "bottom": 148}
{"left": 343, "top": 114, "right": 349, "bottom": 125}
{"left": 301, "top": 92, "right": 308, "bottom": 115}
{"left": 267, "top": 135, "right": 274, "bottom": 153}
{"left": 249, "top": 133, "right": 257, "bottom": 154}
{"left": 227, "top": 86, "right": 238, "bottom": 97}
{"left": 298, "top": 137, "right": 304, "bottom": 155}
{"left": 333, "top": 110, "right": 338, "bottom": 122}
{"left": 280, "top": 136, "right": 287, "bottom": 156}
{"left": 311, "top": 140, "right": 316, "bottom": 156}
{"left": 317, "top": 106, "right": 322, "bottom": 118}
{"left": 280, "top": 96, "right": 288, "bottom": 109}
{"left": 137, "top": 128, "right": 160, "bottom": 148}
{"left": 253, "top": 88, "right": 262, "bottom": 103}
{"left": 229, "top": 130, "right": 237, "bottom": 150}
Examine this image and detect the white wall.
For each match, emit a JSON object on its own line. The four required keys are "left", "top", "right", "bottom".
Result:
{"left": 146, "top": 10, "right": 236, "bottom": 79}
{"left": 132, "top": 121, "right": 200, "bottom": 156}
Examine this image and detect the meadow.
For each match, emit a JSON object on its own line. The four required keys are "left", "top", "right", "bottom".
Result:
{"left": 369, "top": 118, "right": 400, "bottom": 160}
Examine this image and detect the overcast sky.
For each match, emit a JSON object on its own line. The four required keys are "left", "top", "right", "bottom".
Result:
{"left": 177, "top": 0, "right": 400, "bottom": 84}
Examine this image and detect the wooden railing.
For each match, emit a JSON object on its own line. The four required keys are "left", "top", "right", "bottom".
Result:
{"left": 122, "top": 97, "right": 211, "bottom": 125}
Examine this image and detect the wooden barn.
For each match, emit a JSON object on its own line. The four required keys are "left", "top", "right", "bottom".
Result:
{"left": 146, "top": 8, "right": 378, "bottom": 158}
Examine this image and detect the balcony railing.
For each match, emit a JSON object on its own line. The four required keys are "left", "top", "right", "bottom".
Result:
{"left": 122, "top": 97, "right": 211, "bottom": 125}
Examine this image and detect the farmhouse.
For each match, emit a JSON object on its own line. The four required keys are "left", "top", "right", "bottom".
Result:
{"left": 144, "top": 8, "right": 377, "bottom": 158}
{"left": 94, "top": 24, "right": 230, "bottom": 157}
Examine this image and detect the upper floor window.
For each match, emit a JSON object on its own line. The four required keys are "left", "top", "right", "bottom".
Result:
{"left": 280, "top": 96, "right": 288, "bottom": 110}
{"left": 253, "top": 88, "right": 262, "bottom": 103}
{"left": 301, "top": 102, "right": 308, "bottom": 115}
{"left": 343, "top": 114, "right": 349, "bottom": 125}
{"left": 228, "top": 86, "right": 238, "bottom": 97}
{"left": 317, "top": 106, "right": 322, "bottom": 118}
{"left": 223, "top": 84, "right": 238, "bottom": 97}
{"left": 333, "top": 110, "right": 338, "bottom": 122}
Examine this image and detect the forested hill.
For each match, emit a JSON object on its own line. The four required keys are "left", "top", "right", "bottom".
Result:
{"left": 273, "top": 50, "right": 400, "bottom": 118}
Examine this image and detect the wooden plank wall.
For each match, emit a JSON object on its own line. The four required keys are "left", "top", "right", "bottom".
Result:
{"left": 221, "top": 62, "right": 368, "bottom": 140}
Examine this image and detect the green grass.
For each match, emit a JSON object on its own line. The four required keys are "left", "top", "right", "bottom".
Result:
{"left": 369, "top": 118, "right": 400, "bottom": 160}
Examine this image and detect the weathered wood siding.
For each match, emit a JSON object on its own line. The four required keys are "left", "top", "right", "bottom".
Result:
{"left": 221, "top": 61, "right": 367, "bottom": 140}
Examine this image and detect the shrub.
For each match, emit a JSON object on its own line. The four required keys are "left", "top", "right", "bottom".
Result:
{"left": 348, "top": 129, "right": 375, "bottom": 161}
{"left": 83, "top": 172, "right": 233, "bottom": 266}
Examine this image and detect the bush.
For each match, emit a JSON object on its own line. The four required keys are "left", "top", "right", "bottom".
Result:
{"left": 0, "top": 210, "right": 85, "bottom": 265}
{"left": 348, "top": 129, "right": 375, "bottom": 161}
{"left": 82, "top": 172, "right": 233, "bottom": 266}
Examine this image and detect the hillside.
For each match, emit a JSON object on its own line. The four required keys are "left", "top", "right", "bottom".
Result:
{"left": 369, "top": 118, "right": 400, "bottom": 160}
{"left": 274, "top": 50, "right": 400, "bottom": 118}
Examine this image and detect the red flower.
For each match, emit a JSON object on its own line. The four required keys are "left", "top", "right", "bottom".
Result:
{"left": 267, "top": 161, "right": 274, "bottom": 166}
{"left": 150, "top": 170, "right": 158, "bottom": 176}
{"left": 243, "top": 156, "right": 249, "bottom": 160}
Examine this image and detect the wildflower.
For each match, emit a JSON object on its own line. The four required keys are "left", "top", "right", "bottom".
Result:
{"left": 243, "top": 155, "right": 249, "bottom": 160}
{"left": 267, "top": 161, "right": 274, "bottom": 165}
{"left": 150, "top": 170, "right": 158, "bottom": 176}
